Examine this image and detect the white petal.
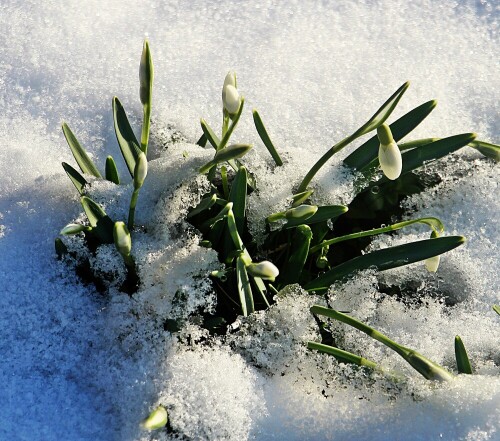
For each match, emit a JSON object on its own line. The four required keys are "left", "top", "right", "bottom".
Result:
{"left": 378, "top": 142, "right": 402, "bottom": 180}
{"left": 223, "top": 84, "right": 241, "bottom": 114}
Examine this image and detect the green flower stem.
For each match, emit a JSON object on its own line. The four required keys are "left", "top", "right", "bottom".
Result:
{"left": 307, "top": 341, "right": 380, "bottom": 370}
{"left": 311, "top": 305, "right": 454, "bottom": 381}
{"left": 222, "top": 109, "right": 229, "bottom": 137}
{"left": 128, "top": 188, "right": 140, "bottom": 230}
{"left": 297, "top": 135, "right": 355, "bottom": 193}
{"left": 309, "top": 217, "right": 443, "bottom": 254}
{"left": 218, "top": 98, "right": 245, "bottom": 152}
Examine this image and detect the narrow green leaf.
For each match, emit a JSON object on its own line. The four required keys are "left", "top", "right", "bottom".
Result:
{"left": 62, "top": 162, "right": 88, "bottom": 194}
{"left": 80, "top": 196, "right": 115, "bottom": 244}
{"left": 455, "top": 335, "right": 473, "bottom": 374}
{"left": 396, "top": 133, "right": 477, "bottom": 177}
{"left": 105, "top": 156, "right": 120, "bottom": 184}
{"left": 113, "top": 96, "right": 141, "bottom": 177}
{"left": 200, "top": 119, "right": 221, "bottom": 150}
{"left": 253, "top": 109, "right": 283, "bottom": 166}
{"left": 494, "top": 305, "right": 500, "bottom": 316}
{"left": 305, "top": 236, "right": 465, "bottom": 293}
{"left": 292, "top": 190, "right": 314, "bottom": 207}
{"left": 54, "top": 238, "right": 68, "bottom": 259}
{"left": 280, "top": 225, "right": 312, "bottom": 285}
{"left": 187, "top": 194, "right": 217, "bottom": 218}
{"left": 196, "top": 132, "right": 208, "bottom": 147}
{"left": 344, "top": 100, "right": 437, "bottom": 170}
{"left": 62, "top": 123, "right": 102, "bottom": 178}
{"left": 229, "top": 166, "right": 248, "bottom": 237}
{"left": 307, "top": 341, "right": 379, "bottom": 369}
{"left": 285, "top": 205, "right": 348, "bottom": 229}
{"left": 139, "top": 40, "right": 154, "bottom": 155}
{"left": 354, "top": 82, "right": 410, "bottom": 138}
{"left": 252, "top": 276, "right": 270, "bottom": 307}
{"left": 469, "top": 140, "right": 500, "bottom": 162}
{"left": 236, "top": 255, "right": 254, "bottom": 316}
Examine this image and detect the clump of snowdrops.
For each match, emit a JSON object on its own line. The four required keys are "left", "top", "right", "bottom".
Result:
{"left": 56, "top": 41, "right": 499, "bottom": 409}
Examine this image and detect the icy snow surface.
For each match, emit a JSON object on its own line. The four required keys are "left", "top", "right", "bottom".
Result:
{"left": 1, "top": 1, "right": 499, "bottom": 440}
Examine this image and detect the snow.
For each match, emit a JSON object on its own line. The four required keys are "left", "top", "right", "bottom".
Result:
{"left": 1, "top": 0, "right": 499, "bottom": 440}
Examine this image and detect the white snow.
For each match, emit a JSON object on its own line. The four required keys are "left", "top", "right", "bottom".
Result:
{"left": 1, "top": 1, "right": 499, "bottom": 440}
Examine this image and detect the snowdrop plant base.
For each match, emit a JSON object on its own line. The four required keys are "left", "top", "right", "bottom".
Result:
{"left": 54, "top": 42, "right": 500, "bottom": 437}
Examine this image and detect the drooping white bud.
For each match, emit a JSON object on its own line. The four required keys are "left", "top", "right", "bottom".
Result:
{"left": 284, "top": 204, "right": 318, "bottom": 220}
{"left": 113, "top": 221, "right": 132, "bottom": 257}
{"left": 377, "top": 124, "right": 402, "bottom": 180}
{"left": 246, "top": 260, "right": 280, "bottom": 281}
{"left": 141, "top": 405, "right": 168, "bottom": 431}
{"left": 134, "top": 152, "right": 148, "bottom": 189}
{"left": 222, "top": 84, "right": 241, "bottom": 115}
{"left": 223, "top": 71, "right": 237, "bottom": 90}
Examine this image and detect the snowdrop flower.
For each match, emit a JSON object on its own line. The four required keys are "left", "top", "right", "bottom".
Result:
{"left": 222, "top": 84, "right": 241, "bottom": 115}
{"left": 113, "top": 221, "right": 132, "bottom": 257}
{"left": 377, "top": 123, "right": 402, "bottom": 180}
{"left": 246, "top": 260, "right": 280, "bottom": 281}
{"left": 134, "top": 151, "right": 148, "bottom": 189}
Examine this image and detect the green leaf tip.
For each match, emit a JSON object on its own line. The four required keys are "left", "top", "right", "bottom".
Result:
{"left": 62, "top": 122, "right": 102, "bottom": 178}
{"left": 493, "top": 305, "right": 500, "bottom": 316}
{"left": 141, "top": 405, "right": 168, "bottom": 431}
{"left": 139, "top": 40, "right": 154, "bottom": 106}
{"left": 454, "top": 335, "right": 472, "bottom": 374}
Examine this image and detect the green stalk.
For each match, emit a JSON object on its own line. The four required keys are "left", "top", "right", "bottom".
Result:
{"left": 141, "top": 104, "right": 152, "bottom": 155}
{"left": 310, "top": 217, "right": 443, "bottom": 253}
{"left": 297, "top": 135, "right": 354, "bottom": 193}
{"left": 221, "top": 165, "right": 229, "bottom": 199}
{"left": 128, "top": 188, "right": 140, "bottom": 230}
{"left": 307, "top": 341, "right": 380, "bottom": 370}
{"left": 311, "top": 305, "right": 454, "bottom": 381}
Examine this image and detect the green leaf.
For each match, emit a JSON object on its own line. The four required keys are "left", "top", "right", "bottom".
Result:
{"left": 285, "top": 205, "right": 348, "bottom": 228}
{"left": 54, "top": 238, "right": 68, "bottom": 259}
{"left": 80, "top": 196, "right": 115, "bottom": 244}
{"left": 229, "top": 166, "right": 248, "bottom": 237}
{"left": 62, "top": 162, "right": 88, "bottom": 194}
{"left": 113, "top": 96, "right": 141, "bottom": 178}
{"left": 105, "top": 156, "right": 120, "bottom": 184}
{"left": 307, "top": 341, "right": 379, "bottom": 369}
{"left": 236, "top": 255, "right": 254, "bottom": 316}
{"left": 353, "top": 82, "right": 410, "bottom": 138}
{"left": 305, "top": 236, "right": 465, "bottom": 293}
{"left": 493, "top": 305, "right": 500, "bottom": 316}
{"left": 469, "top": 140, "right": 500, "bottom": 162}
{"left": 253, "top": 109, "right": 283, "bottom": 166}
{"left": 196, "top": 132, "right": 208, "bottom": 147}
{"left": 62, "top": 123, "right": 102, "bottom": 178}
{"left": 344, "top": 100, "right": 437, "bottom": 170}
{"left": 280, "top": 225, "right": 312, "bottom": 286}
{"left": 396, "top": 133, "right": 477, "bottom": 177}
{"left": 292, "top": 190, "right": 314, "bottom": 207}
{"left": 187, "top": 194, "right": 217, "bottom": 218}
{"left": 139, "top": 40, "right": 153, "bottom": 107}
{"left": 200, "top": 119, "right": 221, "bottom": 150}
{"left": 454, "top": 335, "right": 472, "bottom": 374}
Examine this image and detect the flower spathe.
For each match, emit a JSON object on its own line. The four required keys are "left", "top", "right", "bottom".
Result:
{"left": 377, "top": 123, "right": 402, "bottom": 180}
{"left": 246, "top": 261, "right": 280, "bottom": 281}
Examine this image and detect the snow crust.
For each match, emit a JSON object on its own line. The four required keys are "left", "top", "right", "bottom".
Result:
{"left": 0, "top": 1, "right": 499, "bottom": 440}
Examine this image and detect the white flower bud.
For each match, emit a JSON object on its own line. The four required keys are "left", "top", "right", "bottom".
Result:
{"left": 134, "top": 152, "right": 148, "bottom": 189}
{"left": 246, "top": 261, "right": 280, "bottom": 281}
{"left": 60, "top": 223, "right": 89, "bottom": 235}
{"left": 141, "top": 405, "right": 168, "bottom": 431}
{"left": 284, "top": 204, "right": 318, "bottom": 220}
{"left": 222, "top": 84, "right": 241, "bottom": 115}
{"left": 113, "top": 221, "right": 132, "bottom": 257}
{"left": 377, "top": 124, "right": 402, "bottom": 180}
{"left": 425, "top": 255, "right": 440, "bottom": 272}
{"left": 223, "top": 71, "right": 237, "bottom": 89}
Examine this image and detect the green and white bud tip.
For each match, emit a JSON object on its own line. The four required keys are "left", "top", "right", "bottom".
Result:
{"left": 141, "top": 405, "right": 168, "bottom": 431}
{"left": 113, "top": 221, "right": 132, "bottom": 257}
{"left": 285, "top": 204, "right": 318, "bottom": 220}
{"left": 377, "top": 123, "right": 402, "bottom": 181}
{"left": 134, "top": 152, "right": 148, "bottom": 189}
{"left": 60, "top": 223, "right": 90, "bottom": 235}
{"left": 246, "top": 260, "right": 280, "bottom": 281}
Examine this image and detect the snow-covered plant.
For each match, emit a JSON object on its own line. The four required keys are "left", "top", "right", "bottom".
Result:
{"left": 56, "top": 40, "right": 153, "bottom": 289}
